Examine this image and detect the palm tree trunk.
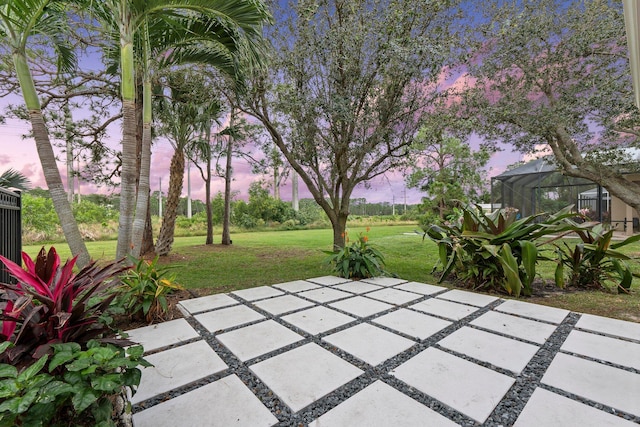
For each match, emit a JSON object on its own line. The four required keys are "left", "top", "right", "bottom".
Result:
{"left": 222, "top": 112, "right": 234, "bottom": 245}
{"left": 116, "top": 27, "right": 137, "bottom": 260}
{"left": 156, "top": 150, "right": 185, "bottom": 255}
{"left": 13, "top": 53, "right": 90, "bottom": 267}
{"left": 205, "top": 131, "right": 213, "bottom": 244}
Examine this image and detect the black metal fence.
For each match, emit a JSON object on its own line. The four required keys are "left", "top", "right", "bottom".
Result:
{"left": 0, "top": 188, "right": 21, "bottom": 284}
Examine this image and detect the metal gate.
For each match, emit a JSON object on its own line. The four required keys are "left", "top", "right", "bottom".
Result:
{"left": 0, "top": 188, "right": 22, "bottom": 284}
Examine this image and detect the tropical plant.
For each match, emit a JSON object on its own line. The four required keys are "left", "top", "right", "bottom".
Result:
{"left": 0, "top": 169, "right": 31, "bottom": 191}
{"left": 0, "top": 340, "right": 148, "bottom": 426}
{"left": 0, "top": 0, "right": 90, "bottom": 266}
{"left": 85, "top": 0, "right": 270, "bottom": 260}
{"left": 0, "top": 247, "right": 130, "bottom": 368}
{"left": 554, "top": 223, "right": 640, "bottom": 293}
{"left": 113, "top": 256, "right": 184, "bottom": 323}
{"left": 325, "top": 229, "right": 388, "bottom": 279}
{"left": 426, "top": 205, "right": 576, "bottom": 297}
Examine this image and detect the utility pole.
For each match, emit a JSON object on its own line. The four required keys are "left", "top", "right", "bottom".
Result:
{"left": 159, "top": 177, "right": 163, "bottom": 217}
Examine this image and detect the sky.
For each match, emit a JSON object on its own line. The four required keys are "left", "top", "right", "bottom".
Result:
{"left": 0, "top": 96, "right": 521, "bottom": 206}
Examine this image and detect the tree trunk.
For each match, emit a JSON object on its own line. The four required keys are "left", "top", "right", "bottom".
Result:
{"left": 131, "top": 121, "right": 152, "bottom": 257}
{"left": 116, "top": 100, "right": 138, "bottom": 260}
{"left": 156, "top": 150, "right": 185, "bottom": 255}
{"left": 13, "top": 52, "right": 90, "bottom": 267}
{"left": 222, "top": 135, "right": 233, "bottom": 245}
{"left": 292, "top": 171, "right": 299, "bottom": 211}
{"left": 142, "top": 199, "right": 155, "bottom": 255}
{"left": 273, "top": 166, "right": 280, "bottom": 200}
{"left": 551, "top": 128, "right": 640, "bottom": 215}
{"left": 205, "top": 151, "right": 213, "bottom": 245}
{"left": 64, "top": 103, "right": 74, "bottom": 204}
{"left": 30, "top": 112, "right": 91, "bottom": 267}
{"left": 331, "top": 211, "right": 349, "bottom": 250}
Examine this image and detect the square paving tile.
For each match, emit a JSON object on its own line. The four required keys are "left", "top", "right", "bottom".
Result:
{"left": 470, "top": 311, "right": 557, "bottom": 345}
{"left": 542, "top": 353, "right": 640, "bottom": 417}
{"left": 306, "top": 275, "right": 351, "bottom": 286}
{"left": 392, "top": 347, "right": 515, "bottom": 423}
{"left": 131, "top": 341, "right": 227, "bottom": 404}
{"left": 177, "top": 294, "right": 238, "bottom": 315}
{"left": 394, "top": 281, "right": 447, "bottom": 295}
{"left": 360, "top": 277, "right": 407, "bottom": 287}
{"left": 409, "top": 298, "right": 480, "bottom": 321}
{"left": 195, "top": 305, "right": 264, "bottom": 333}
{"left": 330, "top": 296, "right": 394, "bottom": 317}
{"left": 365, "top": 288, "right": 423, "bottom": 305}
{"left": 514, "top": 388, "right": 637, "bottom": 427}
{"left": 436, "top": 289, "right": 499, "bottom": 307}
{"left": 132, "top": 374, "right": 278, "bottom": 427}
{"left": 331, "top": 281, "right": 383, "bottom": 294}
{"left": 253, "top": 294, "right": 315, "bottom": 315}
{"left": 298, "top": 287, "right": 353, "bottom": 303}
{"left": 309, "top": 380, "right": 459, "bottom": 427}
{"left": 232, "top": 286, "right": 285, "bottom": 301}
{"left": 272, "top": 280, "right": 321, "bottom": 293}
{"left": 125, "top": 319, "right": 199, "bottom": 353}
{"left": 217, "top": 320, "right": 304, "bottom": 362}
{"left": 576, "top": 314, "right": 640, "bottom": 342}
{"left": 496, "top": 299, "right": 569, "bottom": 324}
{"left": 250, "top": 343, "right": 363, "bottom": 412}
{"left": 323, "top": 323, "right": 415, "bottom": 366}
{"left": 281, "top": 306, "right": 356, "bottom": 335}
{"left": 561, "top": 330, "right": 640, "bottom": 370}
{"left": 438, "top": 327, "right": 539, "bottom": 374}
{"left": 373, "top": 309, "right": 452, "bottom": 340}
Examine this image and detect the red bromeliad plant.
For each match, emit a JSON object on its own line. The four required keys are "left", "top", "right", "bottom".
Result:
{"left": 0, "top": 247, "right": 131, "bottom": 367}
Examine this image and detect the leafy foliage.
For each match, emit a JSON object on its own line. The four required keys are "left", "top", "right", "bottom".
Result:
{"left": 554, "top": 223, "right": 640, "bottom": 293}
{"left": 0, "top": 247, "right": 131, "bottom": 368}
{"left": 325, "top": 229, "right": 388, "bottom": 279}
{"left": 113, "top": 256, "right": 184, "bottom": 323}
{"left": 0, "top": 340, "right": 149, "bottom": 427}
{"left": 426, "top": 205, "right": 575, "bottom": 297}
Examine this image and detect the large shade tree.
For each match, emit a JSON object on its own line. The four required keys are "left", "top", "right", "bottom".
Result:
{"left": 239, "top": 0, "right": 459, "bottom": 248}
{"left": 465, "top": 0, "right": 640, "bottom": 213}
{"left": 0, "top": 0, "right": 90, "bottom": 266}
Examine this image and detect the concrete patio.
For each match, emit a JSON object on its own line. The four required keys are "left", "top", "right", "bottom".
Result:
{"left": 124, "top": 276, "right": 640, "bottom": 426}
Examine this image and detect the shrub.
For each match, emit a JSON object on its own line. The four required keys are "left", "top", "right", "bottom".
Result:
{"left": 325, "top": 229, "right": 388, "bottom": 279}
{"left": 554, "top": 222, "right": 640, "bottom": 293}
{"left": 0, "top": 340, "right": 148, "bottom": 426}
{"left": 112, "top": 256, "right": 184, "bottom": 323}
{"left": 0, "top": 247, "right": 131, "bottom": 368}
{"left": 426, "top": 205, "right": 575, "bottom": 297}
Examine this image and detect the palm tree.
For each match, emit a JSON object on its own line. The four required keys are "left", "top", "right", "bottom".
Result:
{"left": 0, "top": 0, "right": 90, "bottom": 267}
{"left": 0, "top": 169, "right": 31, "bottom": 192}
{"left": 90, "top": 0, "right": 270, "bottom": 260}
{"left": 154, "top": 70, "right": 223, "bottom": 255}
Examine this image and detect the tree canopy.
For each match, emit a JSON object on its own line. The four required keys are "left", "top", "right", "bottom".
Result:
{"left": 239, "top": 0, "right": 460, "bottom": 248}
{"left": 464, "top": 0, "right": 640, "bottom": 212}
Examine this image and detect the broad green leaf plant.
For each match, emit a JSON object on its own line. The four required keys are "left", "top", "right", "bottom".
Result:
{"left": 325, "top": 229, "right": 388, "bottom": 279}
{"left": 426, "top": 205, "right": 576, "bottom": 297}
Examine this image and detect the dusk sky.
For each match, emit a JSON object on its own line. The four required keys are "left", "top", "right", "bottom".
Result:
{"left": 0, "top": 91, "right": 521, "bottom": 206}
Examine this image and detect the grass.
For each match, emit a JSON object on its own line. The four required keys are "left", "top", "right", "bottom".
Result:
{"left": 22, "top": 224, "right": 640, "bottom": 322}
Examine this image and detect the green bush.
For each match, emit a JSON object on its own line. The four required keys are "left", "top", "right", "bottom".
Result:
{"left": 325, "top": 229, "right": 388, "bottom": 279}
{"left": 112, "top": 256, "right": 184, "bottom": 323}
{"left": 554, "top": 222, "right": 640, "bottom": 293}
{"left": 0, "top": 341, "right": 148, "bottom": 427}
{"left": 426, "top": 205, "right": 575, "bottom": 297}
{"left": 22, "top": 194, "right": 59, "bottom": 234}
{"left": 72, "top": 200, "right": 118, "bottom": 224}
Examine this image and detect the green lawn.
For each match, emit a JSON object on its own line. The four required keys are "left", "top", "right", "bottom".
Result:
{"left": 23, "top": 224, "right": 640, "bottom": 322}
